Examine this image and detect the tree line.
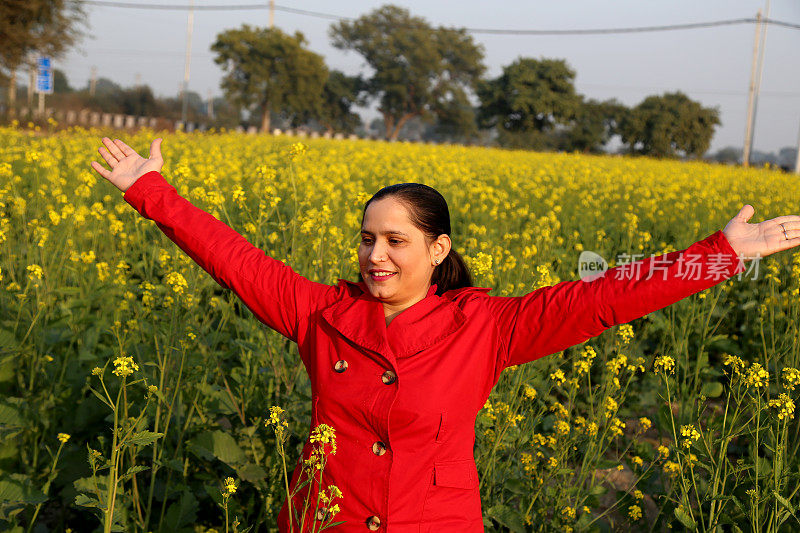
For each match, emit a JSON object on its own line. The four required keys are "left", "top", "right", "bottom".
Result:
{"left": 3, "top": 2, "right": 725, "bottom": 158}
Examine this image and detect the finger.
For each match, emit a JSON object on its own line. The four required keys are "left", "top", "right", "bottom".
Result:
{"left": 113, "top": 138, "right": 137, "bottom": 157}
{"left": 98, "top": 146, "right": 118, "bottom": 168}
{"left": 769, "top": 214, "right": 800, "bottom": 226}
{"left": 102, "top": 137, "right": 125, "bottom": 161}
{"left": 90, "top": 161, "right": 112, "bottom": 180}
{"left": 149, "top": 138, "right": 163, "bottom": 161}
{"left": 734, "top": 204, "right": 755, "bottom": 222}
{"left": 772, "top": 236, "right": 800, "bottom": 255}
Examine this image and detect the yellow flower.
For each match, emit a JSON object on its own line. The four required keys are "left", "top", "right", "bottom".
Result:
{"left": 663, "top": 461, "right": 680, "bottom": 476}
{"left": 561, "top": 506, "right": 576, "bottom": 520}
{"left": 609, "top": 417, "right": 625, "bottom": 438}
{"left": 744, "top": 362, "right": 769, "bottom": 388}
{"left": 680, "top": 424, "right": 700, "bottom": 447}
{"left": 554, "top": 420, "right": 570, "bottom": 436}
{"left": 604, "top": 397, "right": 618, "bottom": 416}
{"left": 617, "top": 324, "right": 635, "bottom": 345}
{"left": 310, "top": 423, "right": 337, "bottom": 454}
{"left": 26, "top": 264, "right": 44, "bottom": 281}
{"left": 288, "top": 142, "right": 307, "bottom": 161}
{"left": 632, "top": 456, "right": 644, "bottom": 468}
{"left": 164, "top": 271, "right": 188, "bottom": 295}
{"left": 57, "top": 433, "right": 70, "bottom": 444}
{"left": 658, "top": 445, "right": 670, "bottom": 459}
{"left": 549, "top": 369, "right": 566, "bottom": 386}
{"left": 723, "top": 354, "right": 746, "bottom": 374}
{"left": 91, "top": 367, "right": 103, "bottom": 376}
{"left": 633, "top": 489, "right": 643, "bottom": 500}
{"left": 628, "top": 504, "right": 642, "bottom": 521}
{"left": 638, "top": 417, "right": 652, "bottom": 432}
{"left": 782, "top": 367, "right": 800, "bottom": 391}
{"left": 653, "top": 355, "right": 675, "bottom": 375}
{"left": 523, "top": 384, "right": 537, "bottom": 400}
{"left": 112, "top": 356, "right": 139, "bottom": 378}
{"left": 222, "top": 477, "right": 237, "bottom": 496}
{"left": 768, "top": 393, "right": 795, "bottom": 420}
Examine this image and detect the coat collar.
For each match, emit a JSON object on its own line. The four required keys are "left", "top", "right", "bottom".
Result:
{"left": 321, "top": 279, "right": 469, "bottom": 359}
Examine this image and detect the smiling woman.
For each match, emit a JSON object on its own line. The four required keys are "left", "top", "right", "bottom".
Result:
{"left": 90, "top": 136, "right": 800, "bottom": 532}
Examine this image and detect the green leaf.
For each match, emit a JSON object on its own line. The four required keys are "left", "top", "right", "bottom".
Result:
{"left": 0, "top": 401, "right": 24, "bottom": 427}
{"left": 236, "top": 462, "right": 267, "bottom": 482}
{"left": 774, "top": 490, "right": 798, "bottom": 521}
{"left": 163, "top": 491, "right": 198, "bottom": 531}
{"left": 674, "top": 507, "right": 696, "bottom": 530}
{"left": 121, "top": 465, "right": 150, "bottom": 481}
{"left": 126, "top": 431, "right": 164, "bottom": 448}
{"left": 187, "top": 430, "right": 247, "bottom": 466}
{"left": 0, "top": 476, "right": 47, "bottom": 505}
{"left": 74, "top": 493, "right": 104, "bottom": 509}
{"left": 700, "top": 381, "right": 724, "bottom": 398}
{"left": 485, "top": 504, "right": 525, "bottom": 533}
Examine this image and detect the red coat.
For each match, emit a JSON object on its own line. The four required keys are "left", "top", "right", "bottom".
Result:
{"left": 124, "top": 171, "right": 745, "bottom": 532}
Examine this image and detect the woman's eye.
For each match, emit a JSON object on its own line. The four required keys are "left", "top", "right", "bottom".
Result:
{"left": 389, "top": 239, "right": 402, "bottom": 245}
{"left": 361, "top": 238, "right": 373, "bottom": 245}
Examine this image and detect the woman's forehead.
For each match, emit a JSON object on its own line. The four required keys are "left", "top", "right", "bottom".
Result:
{"left": 362, "top": 197, "right": 414, "bottom": 229}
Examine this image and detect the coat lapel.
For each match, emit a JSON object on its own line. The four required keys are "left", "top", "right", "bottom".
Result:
{"left": 321, "top": 279, "right": 470, "bottom": 359}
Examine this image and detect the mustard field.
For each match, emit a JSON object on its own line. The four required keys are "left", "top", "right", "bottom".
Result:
{"left": 1, "top": 124, "right": 800, "bottom": 532}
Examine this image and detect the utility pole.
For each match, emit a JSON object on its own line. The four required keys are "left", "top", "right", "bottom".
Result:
{"left": 207, "top": 88, "right": 214, "bottom": 119}
{"left": 748, "top": 0, "right": 770, "bottom": 165}
{"left": 181, "top": 0, "right": 194, "bottom": 126}
{"left": 90, "top": 66, "right": 97, "bottom": 96}
{"left": 743, "top": 10, "right": 762, "bottom": 167}
{"left": 795, "top": 120, "right": 800, "bottom": 175}
{"left": 269, "top": 0, "right": 274, "bottom": 28}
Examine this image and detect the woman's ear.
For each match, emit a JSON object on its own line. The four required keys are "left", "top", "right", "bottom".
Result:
{"left": 431, "top": 234, "right": 452, "bottom": 263}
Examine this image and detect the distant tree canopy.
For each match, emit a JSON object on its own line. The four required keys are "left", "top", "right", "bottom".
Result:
{"left": 619, "top": 91, "right": 720, "bottom": 158}
{"left": 330, "top": 4, "right": 485, "bottom": 140}
{"left": 477, "top": 57, "right": 582, "bottom": 150}
{"left": 318, "top": 70, "right": 363, "bottom": 134}
{"left": 557, "top": 98, "right": 627, "bottom": 153}
{"left": 212, "top": 26, "right": 328, "bottom": 133}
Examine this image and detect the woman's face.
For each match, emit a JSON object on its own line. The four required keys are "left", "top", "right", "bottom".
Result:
{"left": 358, "top": 197, "right": 448, "bottom": 309}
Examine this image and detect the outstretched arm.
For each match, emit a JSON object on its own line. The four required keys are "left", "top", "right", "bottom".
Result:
{"left": 486, "top": 230, "right": 743, "bottom": 368}
{"left": 91, "top": 137, "right": 337, "bottom": 343}
{"left": 484, "top": 202, "right": 799, "bottom": 370}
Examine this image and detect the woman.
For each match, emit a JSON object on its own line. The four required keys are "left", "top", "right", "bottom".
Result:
{"left": 92, "top": 137, "right": 799, "bottom": 532}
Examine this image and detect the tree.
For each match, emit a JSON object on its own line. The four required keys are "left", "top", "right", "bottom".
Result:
{"left": 0, "top": 0, "right": 84, "bottom": 106}
{"left": 211, "top": 25, "right": 328, "bottom": 133}
{"left": 619, "top": 91, "right": 720, "bottom": 158}
{"left": 477, "top": 57, "right": 582, "bottom": 150}
{"left": 53, "top": 68, "right": 71, "bottom": 93}
{"left": 318, "top": 70, "right": 363, "bottom": 134}
{"left": 330, "top": 4, "right": 485, "bottom": 140}
{"left": 557, "top": 98, "right": 627, "bottom": 153}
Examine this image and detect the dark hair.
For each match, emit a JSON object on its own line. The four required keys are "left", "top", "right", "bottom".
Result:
{"left": 357, "top": 183, "right": 473, "bottom": 295}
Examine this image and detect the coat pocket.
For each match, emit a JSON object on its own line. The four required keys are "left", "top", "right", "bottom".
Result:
{"left": 433, "top": 459, "right": 478, "bottom": 489}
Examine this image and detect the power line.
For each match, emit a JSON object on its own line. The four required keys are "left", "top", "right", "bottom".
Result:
{"left": 79, "top": 1, "right": 800, "bottom": 34}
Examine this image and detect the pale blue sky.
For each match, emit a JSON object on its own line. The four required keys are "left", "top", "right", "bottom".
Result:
{"left": 58, "top": 0, "right": 800, "bottom": 153}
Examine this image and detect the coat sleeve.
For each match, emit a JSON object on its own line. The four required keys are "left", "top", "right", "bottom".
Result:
{"left": 483, "top": 230, "right": 746, "bottom": 368}
{"left": 123, "top": 170, "right": 337, "bottom": 343}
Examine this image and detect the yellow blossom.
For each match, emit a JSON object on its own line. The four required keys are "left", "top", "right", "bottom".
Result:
{"left": 57, "top": 433, "right": 70, "bottom": 444}
{"left": 628, "top": 505, "right": 642, "bottom": 521}
{"left": 653, "top": 355, "right": 675, "bottom": 375}
{"left": 222, "top": 477, "right": 237, "bottom": 496}
{"left": 112, "top": 356, "right": 139, "bottom": 378}
{"left": 768, "top": 393, "right": 795, "bottom": 420}
{"left": 680, "top": 424, "right": 700, "bottom": 447}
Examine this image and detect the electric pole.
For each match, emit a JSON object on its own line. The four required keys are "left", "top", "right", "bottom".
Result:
{"left": 269, "top": 0, "right": 274, "bottom": 28}
{"left": 743, "top": 10, "right": 762, "bottom": 167}
{"left": 748, "top": 0, "right": 770, "bottom": 164}
{"left": 181, "top": 0, "right": 195, "bottom": 126}
{"left": 90, "top": 66, "right": 97, "bottom": 96}
{"left": 207, "top": 88, "right": 214, "bottom": 119}
{"left": 794, "top": 120, "right": 800, "bottom": 175}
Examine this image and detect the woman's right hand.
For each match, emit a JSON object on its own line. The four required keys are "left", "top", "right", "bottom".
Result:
{"left": 90, "top": 137, "right": 164, "bottom": 193}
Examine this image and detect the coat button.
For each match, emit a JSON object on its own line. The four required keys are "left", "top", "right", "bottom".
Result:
{"left": 334, "top": 360, "right": 348, "bottom": 373}
{"left": 316, "top": 508, "right": 328, "bottom": 521}
{"left": 366, "top": 515, "right": 381, "bottom": 530}
{"left": 381, "top": 370, "right": 396, "bottom": 385}
{"left": 372, "top": 441, "right": 387, "bottom": 456}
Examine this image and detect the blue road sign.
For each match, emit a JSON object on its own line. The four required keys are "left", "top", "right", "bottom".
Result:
{"left": 36, "top": 57, "right": 53, "bottom": 94}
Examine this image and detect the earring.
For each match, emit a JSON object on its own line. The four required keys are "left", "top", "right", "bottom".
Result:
{"left": 434, "top": 259, "right": 440, "bottom": 265}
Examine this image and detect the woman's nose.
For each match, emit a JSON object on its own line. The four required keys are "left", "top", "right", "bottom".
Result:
{"left": 369, "top": 243, "right": 388, "bottom": 263}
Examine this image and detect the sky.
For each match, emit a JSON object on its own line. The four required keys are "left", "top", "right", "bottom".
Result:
{"left": 55, "top": 0, "right": 800, "bottom": 154}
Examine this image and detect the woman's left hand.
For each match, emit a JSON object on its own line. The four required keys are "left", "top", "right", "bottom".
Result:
{"left": 723, "top": 204, "right": 800, "bottom": 259}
